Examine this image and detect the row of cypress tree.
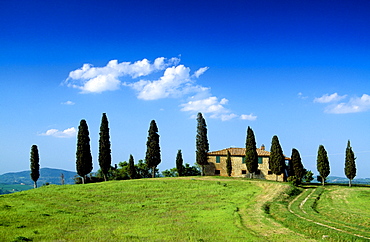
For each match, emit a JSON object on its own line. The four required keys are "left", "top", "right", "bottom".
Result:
{"left": 244, "top": 127, "right": 290, "bottom": 181}
{"left": 243, "top": 126, "right": 357, "bottom": 186}
{"left": 76, "top": 113, "right": 112, "bottom": 184}
{"left": 30, "top": 112, "right": 357, "bottom": 187}
{"left": 28, "top": 112, "right": 207, "bottom": 186}
{"left": 76, "top": 114, "right": 163, "bottom": 183}
{"left": 316, "top": 141, "right": 356, "bottom": 187}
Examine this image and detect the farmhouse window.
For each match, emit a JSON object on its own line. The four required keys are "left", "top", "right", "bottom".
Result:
{"left": 241, "top": 170, "right": 247, "bottom": 174}
{"left": 258, "top": 157, "right": 263, "bottom": 164}
{"left": 242, "top": 157, "right": 246, "bottom": 164}
{"left": 268, "top": 171, "right": 272, "bottom": 175}
{"left": 215, "top": 170, "right": 220, "bottom": 175}
{"left": 216, "top": 156, "right": 220, "bottom": 163}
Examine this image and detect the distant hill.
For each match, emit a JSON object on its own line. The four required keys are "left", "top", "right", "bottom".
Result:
{"left": 311, "top": 176, "right": 370, "bottom": 185}
{"left": 326, "top": 176, "right": 370, "bottom": 185}
{"left": 0, "top": 183, "right": 33, "bottom": 195}
{"left": 0, "top": 168, "right": 77, "bottom": 186}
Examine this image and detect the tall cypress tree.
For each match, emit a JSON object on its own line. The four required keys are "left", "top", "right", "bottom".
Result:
{"left": 30, "top": 145, "right": 40, "bottom": 188}
{"left": 196, "top": 112, "right": 209, "bottom": 176}
{"left": 269, "top": 135, "right": 285, "bottom": 181}
{"left": 128, "top": 154, "right": 137, "bottom": 179}
{"left": 245, "top": 126, "right": 258, "bottom": 178}
{"left": 145, "top": 120, "right": 161, "bottom": 178}
{"left": 344, "top": 140, "right": 356, "bottom": 187}
{"left": 99, "top": 113, "right": 111, "bottom": 181}
{"left": 287, "top": 157, "right": 294, "bottom": 177}
{"left": 76, "top": 119, "right": 93, "bottom": 184}
{"left": 291, "top": 148, "right": 304, "bottom": 184}
{"left": 317, "top": 145, "right": 330, "bottom": 186}
{"left": 226, "top": 150, "right": 232, "bottom": 177}
{"left": 176, "top": 150, "right": 184, "bottom": 177}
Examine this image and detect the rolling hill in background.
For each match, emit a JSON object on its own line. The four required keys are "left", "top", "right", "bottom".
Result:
{"left": 0, "top": 168, "right": 77, "bottom": 186}
{"left": 325, "top": 176, "right": 370, "bottom": 185}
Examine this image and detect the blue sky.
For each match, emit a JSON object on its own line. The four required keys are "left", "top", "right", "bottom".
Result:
{"left": 1, "top": 0, "right": 370, "bottom": 178}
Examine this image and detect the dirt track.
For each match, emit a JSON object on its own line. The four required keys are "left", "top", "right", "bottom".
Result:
{"left": 288, "top": 188, "right": 370, "bottom": 240}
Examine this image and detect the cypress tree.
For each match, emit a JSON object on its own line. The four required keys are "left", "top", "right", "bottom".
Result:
{"left": 287, "top": 158, "right": 294, "bottom": 177}
{"left": 226, "top": 150, "right": 232, "bottom": 176}
{"left": 76, "top": 119, "right": 93, "bottom": 184}
{"left": 245, "top": 126, "right": 258, "bottom": 178}
{"left": 196, "top": 112, "right": 209, "bottom": 176}
{"left": 128, "top": 154, "right": 137, "bottom": 179}
{"left": 30, "top": 145, "right": 40, "bottom": 188}
{"left": 344, "top": 140, "right": 356, "bottom": 187}
{"left": 99, "top": 113, "right": 111, "bottom": 181}
{"left": 145, "top": 120, "right": 161, "bottom": 178}
{"left": 176, "top": 150, "right": 184, "bottom": 176}
{"left": 269, "top": 135, "right": 285, "bottom": 181}
{"left": 317, "top": 145, "right": 330, "bottom": 186}
{"left": 291, "top": 148, "right": 304, "bottom": 184}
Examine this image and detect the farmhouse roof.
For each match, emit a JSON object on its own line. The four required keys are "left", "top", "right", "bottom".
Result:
{"left": 208, "top": 147, "right": 270, "bottom": 157}
{"left": 208, "top": 147, "right": 290, "bottom": 159}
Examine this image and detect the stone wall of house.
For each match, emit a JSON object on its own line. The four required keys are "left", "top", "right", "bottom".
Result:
{"left": 257, "top": 157, "right": 285, "bottom": 182}
{"left": 205, "top": 155, "right": 247, "bottom": 177}
{"left": 205, "top": 155, "right": 285, "bottom": 182}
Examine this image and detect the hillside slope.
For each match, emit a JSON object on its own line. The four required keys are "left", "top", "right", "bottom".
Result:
{"left": 0, "top": 177, "right": 313, "bottom": 242}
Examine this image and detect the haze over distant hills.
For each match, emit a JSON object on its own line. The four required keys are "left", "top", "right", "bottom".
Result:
{"left": 0, "top": 168, "right": 77, "bottom": 185}
{"left": 324, "top": 176, "right": 370, "bottom": 185}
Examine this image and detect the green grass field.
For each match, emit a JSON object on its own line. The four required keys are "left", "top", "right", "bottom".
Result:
{"left": 0, "top": 177, "right": 369, "bottom": 241}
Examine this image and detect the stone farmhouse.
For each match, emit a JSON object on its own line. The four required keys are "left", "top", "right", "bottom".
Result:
{"left": 205, "top": 145, "right": 289, "bottom": 182}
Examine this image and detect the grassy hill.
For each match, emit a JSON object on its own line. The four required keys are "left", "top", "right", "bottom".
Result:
{"left": 0, "top": 168, "right": 77, "bottom": 186}
{"left": 0, "top": 177, "right": 369, "bottom": 241}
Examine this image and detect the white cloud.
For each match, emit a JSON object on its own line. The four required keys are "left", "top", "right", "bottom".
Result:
{"left": 314, "top": 93, "right": 346, "bottom": 103}
{"left": 126, "top": 65, "right": 192, "bottom": 100}
{"left": 82, "top": 74, "right": 121, "bottom": 93}
{"left": 193, "top": 67, "right": 209, "bottom": 78}
{"left": 65, "top": 57, "right": 253, "bottom": 121}
{"left": 297, "top": 92, "right": 308, "bottom": 99}
{"left": 220, "top": 113, "right": 238, "bottom": 121}
{"left": 40, "top": 127, "right": 77, "bottom": 138}
{"left": 181, "top": 96, "right": 228, "bottom": 114}
{"left": 325, "top": 94, "right": 370, "bottom": 114}
{"left": 61, "top": 101, "right": 75, "bottom": 105}
{"left": 240, "top": 114, "right": 257, "bottom": 121}
{"left": 64, "top": 57, "right": 180, "bottom": 93}
{"left": 180, "top": 96, "right": 246, "bottom": 121}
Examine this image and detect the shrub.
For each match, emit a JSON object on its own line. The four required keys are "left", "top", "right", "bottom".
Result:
{"left": 286, "top": 186, "right": 302, "bottom": 197}
{"left": 287, "top": 176, "right": 300, "bottom": 186}
{"left": 262, "top": 202, "right": 271, "bottom": 214}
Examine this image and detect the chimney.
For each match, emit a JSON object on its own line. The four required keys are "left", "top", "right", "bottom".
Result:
{"left": 261, "top": 144, "right": 265, "bottom": 150}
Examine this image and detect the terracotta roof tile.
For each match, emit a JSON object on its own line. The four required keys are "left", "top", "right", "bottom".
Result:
{"left": 208, "top": 147, "right": 290, "bottom": 159}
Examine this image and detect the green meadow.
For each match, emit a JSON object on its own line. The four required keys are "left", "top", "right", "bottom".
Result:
{"left": 0, "top": 177, "right": 369, "bottom": 241}
{"left": 270, "top": 185, "right": 370, "bottom": 241}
